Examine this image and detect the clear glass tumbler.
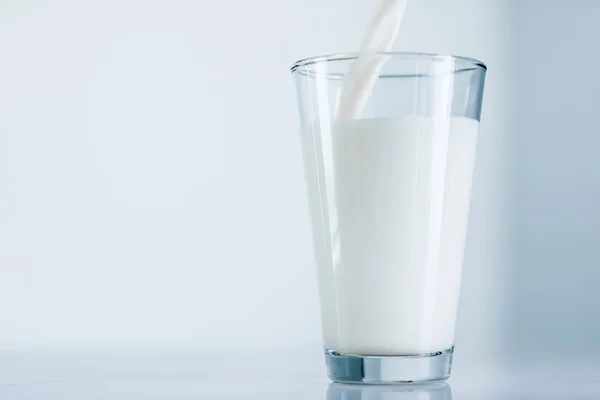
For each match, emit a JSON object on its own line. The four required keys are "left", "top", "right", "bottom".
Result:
{"left": 291, "top": 53, "right": 486, "bottom": 384}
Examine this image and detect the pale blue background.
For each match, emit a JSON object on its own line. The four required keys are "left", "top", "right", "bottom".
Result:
{"left": 511, "top": 0, "right": 600, "bottom": 364}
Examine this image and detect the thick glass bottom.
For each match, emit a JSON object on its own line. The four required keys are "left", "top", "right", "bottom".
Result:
{"left": 325, "top": 347, "right": 454, "bottom": 384}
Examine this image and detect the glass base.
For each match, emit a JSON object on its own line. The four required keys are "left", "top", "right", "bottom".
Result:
{"left": 324, "top": 347, "right": 454, "bottom": 384}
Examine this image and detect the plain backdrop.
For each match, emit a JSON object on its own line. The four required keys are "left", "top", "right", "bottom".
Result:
{"left": 512, "top": 0, "right": 600, "bottom": 365}
{"left": 0, "top": 0, "right": 597, "bottom": 370}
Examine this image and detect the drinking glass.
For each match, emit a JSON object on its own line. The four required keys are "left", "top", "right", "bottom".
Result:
{"left": 291, "top": 53, "right": 486, "bottom": 383}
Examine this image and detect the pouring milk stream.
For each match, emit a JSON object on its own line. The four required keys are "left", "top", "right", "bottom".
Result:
{"left": 336, "top": 0, "right": 408, "bottom": 120}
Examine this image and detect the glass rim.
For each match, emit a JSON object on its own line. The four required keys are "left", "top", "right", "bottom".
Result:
{"left": 290, "top": 52, "right": 487, "bottom": 75}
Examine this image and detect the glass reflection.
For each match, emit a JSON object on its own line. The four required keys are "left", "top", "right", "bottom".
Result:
{"left": 327, "top": 382, "right": 451, "bottom": 400}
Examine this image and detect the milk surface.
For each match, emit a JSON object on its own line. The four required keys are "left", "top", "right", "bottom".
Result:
{"left": 301, "top": 116, "right": 479, "bottom": 355}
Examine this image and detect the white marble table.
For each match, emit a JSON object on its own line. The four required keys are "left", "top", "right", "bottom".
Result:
{"left": 1, "top": 352, "right": 598, "bottom": 399}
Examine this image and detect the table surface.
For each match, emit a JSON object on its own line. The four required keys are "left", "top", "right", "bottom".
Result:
{"left": 0, "top": 352, "right": 598, "bottom": 399}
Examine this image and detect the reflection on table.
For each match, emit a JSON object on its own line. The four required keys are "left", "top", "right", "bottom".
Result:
{"left": 327, "top": 382, "right": 451, "bottom": 400}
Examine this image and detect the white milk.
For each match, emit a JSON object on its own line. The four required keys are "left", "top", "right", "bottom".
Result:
{"left": 301, "top": 116, "right": 479, "bottom": 356}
